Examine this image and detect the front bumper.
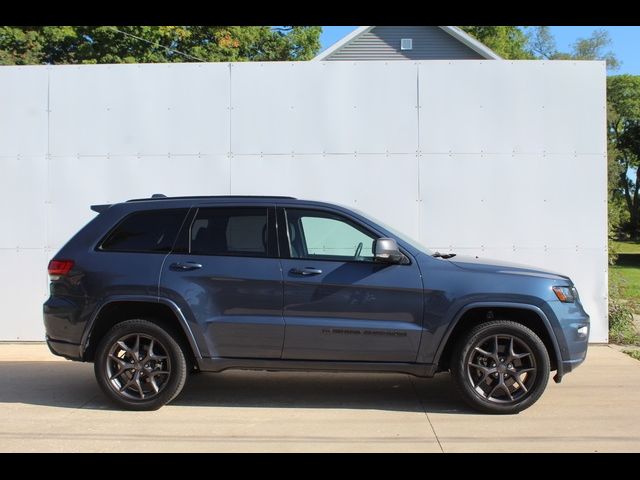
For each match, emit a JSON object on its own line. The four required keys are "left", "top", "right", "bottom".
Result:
{"left": 548, "top": 299, "right": 590, "bottom": 382}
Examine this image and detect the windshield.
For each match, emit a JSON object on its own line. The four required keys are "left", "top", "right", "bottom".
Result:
{"left": 350, "top": 207, "right": 433, "bottom": 255}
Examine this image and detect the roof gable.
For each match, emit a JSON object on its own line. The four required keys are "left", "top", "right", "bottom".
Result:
{"left": 314, "top": 26, "right": 501, "bottom": 61}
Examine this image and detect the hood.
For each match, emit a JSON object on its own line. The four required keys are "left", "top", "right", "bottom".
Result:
{"left": 446, "top": 255, "right": 572, "bottom": 282}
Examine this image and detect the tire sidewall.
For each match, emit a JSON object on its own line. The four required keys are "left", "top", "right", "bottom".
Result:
{"left": 94, "top": 319, "right": 187, "bottom": 411}
{"left": 452, "top": 321, "right": 550, "bottom": 414}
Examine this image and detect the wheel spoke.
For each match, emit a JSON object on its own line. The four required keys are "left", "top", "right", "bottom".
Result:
{"left": 467, "top": 333, "right": 537, "bottom": 405}
{"left": 487, "top": 383, "right": 501, "bottom": 400}
{"left": 516, "top": 367, "right": 536, "bottom": 375}
{"left": 109, "top": 353, "right": 126, "bottom": 363}
{"left": 135, "top": 376, "right": 145, "bottom": 399}
{"left": 150, "top": 376, "right": 160, "bottom": 394}
{"left": 489, "top": 373, "right": 513, "bottom": 401}
{"left": 474, "top": 346, "right": 493, "bottom": 357}
{"left": 508, "top": 371, "right": 529, "bottom": 393}
{"left": 142, "top": 339, "right": 155, "bottom": 363}
{"left": 133, "top": 335, "right": 141, "bottom": 360}
{"left": 116, "top": 340, "right": 134, "bottom": 357}
{"left": 468, "top": 363, "right": 493, "bottom": 386}
{"left": 107, "top": 332, "right": 171, "bottom": 401}
{"left": 513, "top": 351, "right": 532, "bottom": 360}
{"left": 502, "top": 381, "right": 514, "bottom": 401}
{"left": 475, "top": 371, "right": 491, "bottom": 386}
{"left": 469, "top": 362, "right": 489, "bottom": 372}
{"left": 119, "top": 375, "right": 136, "bottom": 392}
{"left": 109, "top": 358, "right": 135, "bottom": 380}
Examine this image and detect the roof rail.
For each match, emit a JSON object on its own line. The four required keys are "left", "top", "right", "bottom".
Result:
{"left": 126, "top": 195, "right": 297, "bottom": 202}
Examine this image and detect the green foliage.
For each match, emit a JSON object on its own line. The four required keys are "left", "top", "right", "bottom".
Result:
{"left": 527, "top": 27, "right": 620, "bottom": 70}
{"left": 461, "top": 26, "right": 621, "bottom": 71}
{"left": 608, "top": 75, "right": 640, "bottom": 118}
{"left": 0, "top": 26, "right": 322, "bottom": 65}
{"left": 459, "top": 26, "right": 533, "bottom": 59}
{"left": 623, "top": 349, "right": 640, "bottom": 361}
{"left": 527, "top": 26, "right": 556, "bottom": 59}
{"left": 569, "top": 30, "right": 620, "bottom": 70}
{"left": 608, "top": 75, "right": 640, "bottom": 239}
{"left": 609, "top": 269, "right": 639, "bottom": 345}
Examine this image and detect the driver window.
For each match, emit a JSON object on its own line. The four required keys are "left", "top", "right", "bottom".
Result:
{"left": 286, "top": 209, "right": 376, "bottom": 262}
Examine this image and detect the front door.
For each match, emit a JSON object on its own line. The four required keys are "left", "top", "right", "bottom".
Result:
{"left": 160, "top": 205, "right": 284, "bottom": 359}
{"left": 278, "top": 207, "right": 424, "bottom": 362}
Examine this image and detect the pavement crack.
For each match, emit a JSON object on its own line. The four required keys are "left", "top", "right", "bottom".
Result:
{"left": 408, "top": 375, "right": 444, "bottom": 453}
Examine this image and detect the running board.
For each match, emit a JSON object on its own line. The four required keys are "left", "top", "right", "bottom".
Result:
{"left": 197, "top": 357, "right": 437, "bottom": 378}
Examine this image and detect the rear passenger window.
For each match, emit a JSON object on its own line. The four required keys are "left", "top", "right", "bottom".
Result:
{"left": 100, "top": 209, "right": 187, "bottom": 253}
{"left": 190, "top": 208, "right": 268, "bottom": 257}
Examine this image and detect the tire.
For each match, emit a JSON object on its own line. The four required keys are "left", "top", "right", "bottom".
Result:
{"left": 94, "top": 319, "right": 188, "bottom": 411}
{"left": 450, "top": 320, "right": 550, "bottom": 414}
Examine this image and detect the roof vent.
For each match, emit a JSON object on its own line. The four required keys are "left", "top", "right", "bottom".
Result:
{"left": 401, "top": 38, "right": 413, "bottom": 51}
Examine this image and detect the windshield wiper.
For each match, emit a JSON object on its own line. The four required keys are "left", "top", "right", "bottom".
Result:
{"left": 432, "top": 251, "right": 457, "bottom": 259}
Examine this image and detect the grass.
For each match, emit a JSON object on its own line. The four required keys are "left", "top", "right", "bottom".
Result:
{"left": 609, "top": 241, "right": 640, "bottom": 346}
{"left": 612, "top": 240, "right": 640, "bottom": 255}
{"left": 623, "top": 350, "right": 640, "bottom": 361}
{"left": 610, "top": 264, "right": 640, "bottom": 303}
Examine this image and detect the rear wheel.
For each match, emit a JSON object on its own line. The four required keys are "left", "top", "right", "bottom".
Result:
{"left": 94, "top": 319, "right": 188, "bottom": 411}
{"left": 450, "top": 320, "right": 550, "bottom": 414}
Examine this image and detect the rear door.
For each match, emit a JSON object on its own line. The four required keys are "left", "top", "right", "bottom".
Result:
{"left": 160, "top": 205, "right": 284, "bottom": 358}
{"left": 278, "top": 206, "right": 424, "bottom": 362}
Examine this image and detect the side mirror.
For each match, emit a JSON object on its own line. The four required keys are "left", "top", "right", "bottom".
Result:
{"left": 374, "top": 238, "right": 403, "bottom": 264}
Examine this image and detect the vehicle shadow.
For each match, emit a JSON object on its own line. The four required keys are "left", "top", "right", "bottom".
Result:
{"left": 0, "top": 361, "right": 474, "bottom": 414}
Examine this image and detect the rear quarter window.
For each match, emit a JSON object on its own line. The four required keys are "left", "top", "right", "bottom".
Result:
{"left": 99, "top": 209, "right": 188, "bottom": 253}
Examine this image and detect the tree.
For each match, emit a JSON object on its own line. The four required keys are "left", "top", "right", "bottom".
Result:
{"left": 459, "top": 26, "right": 533, "bottom": 59}
{"left": 527, "top": 26, "right": 557, "bottom": 59}
{"left": 0, "top": 26, "right": 322, "bottom": 65}
{"left": 608, "top": 75, "right": 640, "bottom": 239}
{"left": 527, "top": 26, "right": 620, "bottom": 70}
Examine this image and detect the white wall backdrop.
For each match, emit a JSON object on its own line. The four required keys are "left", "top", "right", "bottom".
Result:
{"left": 0, "top": 60, "right": 607, "bottom": 341}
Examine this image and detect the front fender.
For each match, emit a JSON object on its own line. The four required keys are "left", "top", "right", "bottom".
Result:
{"left": 430, "top": 301, "right": 565, "bottom": 382}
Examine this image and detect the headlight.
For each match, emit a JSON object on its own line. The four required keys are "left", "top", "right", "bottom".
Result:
{"left": 553, "top": 286, "right": 579, "bottom": 303}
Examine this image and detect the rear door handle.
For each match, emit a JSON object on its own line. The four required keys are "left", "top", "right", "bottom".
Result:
{"left": 290, "top": 267, "right": 323, "bottom": 276}
{"left": 170, "top": 262, "right": 203, "bottom": 271}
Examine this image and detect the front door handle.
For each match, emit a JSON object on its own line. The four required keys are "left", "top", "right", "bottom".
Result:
{"left": 170, "top": 262, "right": 203, "bottom": 271}
{"left": 290, "top": 267, "right": 323, "bottom": 276}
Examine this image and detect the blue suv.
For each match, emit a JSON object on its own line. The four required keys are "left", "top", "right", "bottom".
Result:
{"left": 43, "top": 195, "right": 590, "bottom": 413}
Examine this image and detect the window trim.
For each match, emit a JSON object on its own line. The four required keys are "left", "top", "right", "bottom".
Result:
{"left": 95, "top": 208, "right": 190, "bottom": 255}
{"left": 279, "top": 206, "right": 382, "bottom": 264}
{"left": 182, "top": 206, "right": 277, "bottom": 259}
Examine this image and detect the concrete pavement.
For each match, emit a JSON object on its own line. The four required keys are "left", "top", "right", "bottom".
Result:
{"left": 0, "top": 344, "right": 639, "bottom": 452}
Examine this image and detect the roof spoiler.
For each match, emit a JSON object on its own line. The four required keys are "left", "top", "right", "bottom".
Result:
{"left": 91, "top": 204, "right": 112, "bottom": 213}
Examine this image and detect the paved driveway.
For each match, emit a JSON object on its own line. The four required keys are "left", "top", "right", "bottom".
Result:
{"left": 0, "top": 344, "right": 638, "bottom": 452}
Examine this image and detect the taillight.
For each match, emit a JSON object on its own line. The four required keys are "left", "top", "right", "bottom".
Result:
{"left": 48, "top": 259, "right": 74, "bottom": 278}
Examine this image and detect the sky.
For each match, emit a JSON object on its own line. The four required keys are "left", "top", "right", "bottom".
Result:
{"left": 320, "top": 26, "right": 640, "bottom": 75}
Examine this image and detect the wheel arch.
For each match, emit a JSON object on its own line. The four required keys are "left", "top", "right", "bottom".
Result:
{"left": 81, "top": 296, "right": 202, "bottom": 364}
{"left": 434, "top": 302, "right": 563, "bottom": 382}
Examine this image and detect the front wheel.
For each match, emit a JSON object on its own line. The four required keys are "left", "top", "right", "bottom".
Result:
{"left": 94, "top": 319, "right": 188, "bottom": 411}
{"left": 450, "top": 320, "right": 550, "bottom": 414}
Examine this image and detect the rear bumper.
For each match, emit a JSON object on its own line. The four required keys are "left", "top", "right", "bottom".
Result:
{"left": 46, "top": 337, "right": 83, "bottom": 361}
{"left": 43, "top": 295, "right": 86, "bottom": 360}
